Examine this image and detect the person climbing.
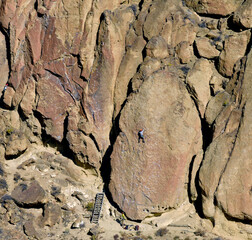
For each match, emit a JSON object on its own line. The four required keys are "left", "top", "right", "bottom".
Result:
{"left": 120, "top": 212, "right": 126, "bottom": 227}
{"left": 3, "top": 83, "right": 8, "bottom": 92}
{"left": 138, "top": 129, "right": 145, "bottom": 143}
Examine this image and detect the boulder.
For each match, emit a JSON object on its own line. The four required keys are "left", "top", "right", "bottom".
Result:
{"left": 217, "top": 30, "right": 251, "bottom": 77}
{"left": 5, "top": 132, "right": 29, "bottom": 158}
{"left": 160, "top": 10, "right": 198, "bottom": 47}
{"left": 186, "top": 59, "right": 213, "bottom": 117}
{"left": 11, "top": 181, "right": 47, "bottom": 207}
{"left": 109, "top": 68, "right": 202, "bottom": 220}
{"left": 23, "top": 220, "right": 41, "bottom": 239}
{"left": 66, "top": 130, "right": 101, "bottom": 169}
{"left": 195, "top": 37, "right": 220, "bottom": 59}
{"left": 185, "top": 0, "right": 243, "bottom": 16}
{"left": 3, "top": 87, "right": 15, "bottom": 108}
{"left": 233, "top": 0, "right": 252, "bottom": 29}
{"left": 40, "top": 203, "right": 62, "bottom": 227}
{"left": 204, "top": 91, "right": 232, "bottom": 125}
{"left": 209, "top": 72, "right": 225, "bottom": 95}
{"left": 176, "top": 41, "right": 194, "bottom": 64}
{"left": 145, "top": 36, "right": 169, "bottom": 59}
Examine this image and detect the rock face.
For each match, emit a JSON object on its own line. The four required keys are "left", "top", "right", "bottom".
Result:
{"left": 185, "top": 0, "right": 243, "bottom": 16}
{"left": 0, "top": 0, "right": 252, "bottom": 236}
{"left": 11, "top": 181, "right": 47, "bottom": 207}
{"left": 233, "top": 0, "right": 252, "bottom": 29}
{"left": 109, "top": 68, "right": 202, "bottom": 220}
{"left": 217, "top": 31, "right": 251, "bottom": 77}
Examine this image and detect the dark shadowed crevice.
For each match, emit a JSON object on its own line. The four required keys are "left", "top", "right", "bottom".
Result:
{"left": 227, "top": 15, "right": 246, "bottom": 32}
{"left": 5, "top": 149, "right": 27, "bottom": 160}
{"left": 192, "top": 41, "right": 201, "bottom": 59}
{"left": 221, "top": 207, "right": 252, "bottom": 225}
{"left": 187, "top": 155, "right": 196, "bottom": 202}
{"left": 245, "top": 30, "right": 252, "bottom": 55}
{"left": 201, "top": 118, "right": 213, "bottom": 151}
{"left": 138, "top": 0, "right": 145, "bottom": 11}
{"left": 192, "top": 165, "right": 205, "bottom": 219}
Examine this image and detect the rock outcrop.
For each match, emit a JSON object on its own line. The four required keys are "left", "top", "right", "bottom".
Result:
{"left": 109, "top": 68, "right": 202, "bottom": 220}
{"left": 0, "top": 0, "right": 252, "bottom": 238}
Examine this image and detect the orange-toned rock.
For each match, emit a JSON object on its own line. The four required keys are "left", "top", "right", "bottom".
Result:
{"left": 27, "top": 19, "right": 42, "bottom": 64}
{"left": 41, "top": 17, "right": 66, "bottom": 61}
{"left": 36, "top": 73, "right": 74, "bottom": 141}
{"left": 20, "top": 78, "right": 36, "bottom": 117}
{"left": 82, "top": 7, "right": 135, "bottom": 152}
{"left": 185, "top": 0, "right": 243, "bottom": 16}
{"left": 109, "top": 69, "right": 202, "bottom": 220}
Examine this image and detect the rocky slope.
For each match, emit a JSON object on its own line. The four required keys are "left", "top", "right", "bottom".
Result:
{"left": 0, "top": 0, "right": 252, "bottom": 239}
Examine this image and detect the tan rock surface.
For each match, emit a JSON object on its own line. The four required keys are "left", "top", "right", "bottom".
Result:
{"left": 109, "top": 68, "right": 202, "bottom": 220}
{"left": 195, "top": 37, "right": 220, "bottom": 59}
{"left": 1, "top": 0, "right": 252, "bottom": 237}
{"left": 185, "top": 0, "right": 243, "bottom": 16}
{"left": 218, "top": 30, "right": 251, "bottom": 77}
{"left": 82, "top": 7, "right": 135, "bottom": 152}
{"left": 215, "top": 50, "right": 252, "bottom": 221}
{"left": 176, "top": 41, "right": 194, "bottom": 64}
{"left": 233, "top": 0, "right": 252, "bottom": 29}
{"left": 186, "top": 59, "right": 212, "bottom": 117}
{"left": 204, "top": 91, "right": 232, "bottom": 125}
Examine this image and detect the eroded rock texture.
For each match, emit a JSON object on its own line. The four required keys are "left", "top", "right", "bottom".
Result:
{"left": 0, "top": 0, "right": 252, "bottom": 233}
{"left": 109, "top": 68, "right": 202, "bottom": 220}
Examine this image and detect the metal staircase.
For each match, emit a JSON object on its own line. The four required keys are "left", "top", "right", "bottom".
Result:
{"left": 91, "top": 193, "right": 104, "bottom": 224}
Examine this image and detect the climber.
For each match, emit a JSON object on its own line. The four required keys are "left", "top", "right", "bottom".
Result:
{"left": 3, "top": 83, "right": 8, "bottom": 92}
{"left": 138, "top": 129, "right": 145, "bottom": 143}
{"left": 120, "top": 212, "right": 126, "bottom": 226}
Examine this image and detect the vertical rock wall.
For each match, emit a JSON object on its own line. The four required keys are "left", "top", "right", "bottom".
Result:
{"left": 0, "top": 0, "right": 251, "bottom": 228}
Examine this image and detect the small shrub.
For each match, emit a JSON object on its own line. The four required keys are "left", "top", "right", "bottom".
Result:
{"left": 194, "top": 229, "right": 206, "bottom": 237}
{"left": 113, "top": 234, "right": 119, "bottom": 240}
{"left": 222, "top": 101, "right": 229, "bottom": 106}
{"left": 85, "top": 202, "right": 94, "bottom": 211}
{"left": 6, "top": 128, "right": 13, "bottom": 135}
{"left": 155, "top": 227, "right": 168, "bottom": 237}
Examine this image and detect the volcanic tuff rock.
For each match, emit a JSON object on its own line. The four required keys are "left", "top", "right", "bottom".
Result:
{"left": 109, "top": 68, "right": 202, "bottom": 220}
{"left": 0, "top": 0, "right": 252, "bottom": 238}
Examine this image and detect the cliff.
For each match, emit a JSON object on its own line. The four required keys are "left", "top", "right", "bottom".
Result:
{"left": 0, "top": 0, "right": 252, "bottom": 239}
